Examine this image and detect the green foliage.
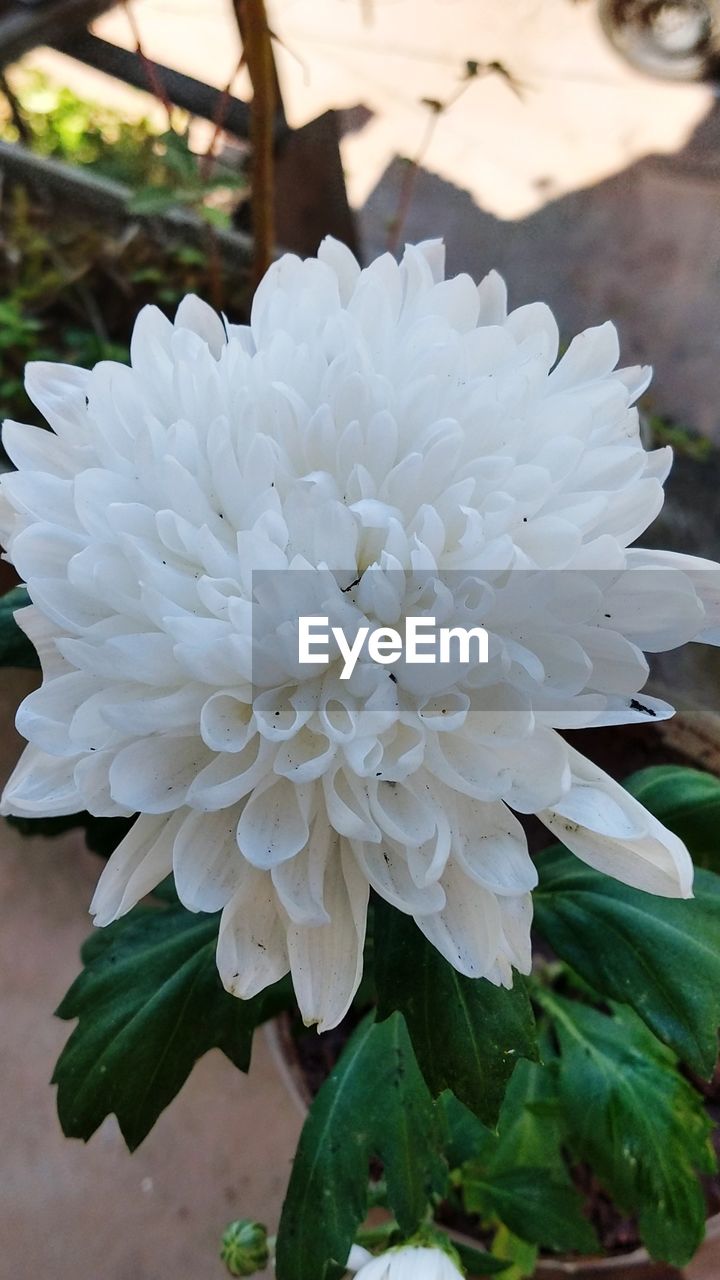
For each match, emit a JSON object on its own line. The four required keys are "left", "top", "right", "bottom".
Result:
{"left": 538, "top": 996, "right": 715, "bottom": 1266}
{"left": 461, "top": 1060, "right": 597, "bottom": 1255}
{"left": 448, "top": 764, "right": 720, "bottom": 1268}
{"left": 275, "top": 1012, "right": 447, "bottom": 1280}
{"left": 38, "top": 742, "right": 720, "bottom": 1273}
{"left": 0, "top": 72, "right": 246, "bottom": 225}
{"left": 0, "top": 585, "right": 39, "bottom": 668}
{"left": 535, "top": 847, "right": 720, "bottom": 1077}
{"left": 374, "top": 899, "right": 538, "bottom": 1126}
{"left": 625, "top": 765, "right": 720, "bottom": 870}
{"left": 53, "top": 898, "right": 291, "bottom": 1150}
{"left": 646, "top": 414, "right": 713, "bottom": 461}
{"left": 0, "top": 80, "right": 250, "bottom": 434}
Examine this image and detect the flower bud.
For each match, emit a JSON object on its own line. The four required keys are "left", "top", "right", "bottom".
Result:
{"left": 220, "top": 1219, "right": 270, "bottom": 1276}
{"left": 351, "top": 1243, "right": 465, "bottom": 1279}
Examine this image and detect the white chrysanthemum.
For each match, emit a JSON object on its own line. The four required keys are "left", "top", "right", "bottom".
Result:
{"left": 2, "top": 239, "right": 720, "bottom": 1030}
{"left": 346, "top": 1244, "right": 464, "bottom": 1279}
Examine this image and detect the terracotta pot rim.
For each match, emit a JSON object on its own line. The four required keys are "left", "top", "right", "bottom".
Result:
{"left": 264, "top": 1015, "right": 720, "bottom": 1275}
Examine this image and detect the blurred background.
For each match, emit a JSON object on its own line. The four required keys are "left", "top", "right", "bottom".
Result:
{"left": 2, "top": 1, "right": 720, "bottom": 1276}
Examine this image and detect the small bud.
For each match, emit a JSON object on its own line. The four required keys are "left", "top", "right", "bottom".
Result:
{"left": 220, "top": 1219, "right": 270, "bottom": 1277}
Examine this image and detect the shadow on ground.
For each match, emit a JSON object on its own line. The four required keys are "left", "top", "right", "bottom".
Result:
{"left": 360, "top": 103, "right": 720, "bottom": 440}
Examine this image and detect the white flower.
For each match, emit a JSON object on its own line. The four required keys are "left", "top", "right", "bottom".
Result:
{"left": 2, "top": 238, "right": 719, "bottom": 1029}
{"left": 347, "top": 1244, "right": 464, "bottom": 1279}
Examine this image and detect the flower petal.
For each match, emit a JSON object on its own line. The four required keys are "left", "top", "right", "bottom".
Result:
{"left": 172, "top": 805, "right": 245, "bottom": 912}
{"left": 540, "top": 746, "right": 693, "bottom": 898}
{"left": 414, "top": 858, "right": 502, "bottom": 978}
{"left": 217, "top": 866, "right": 289, "bottom": 998}
{"left": 237, "top": 776, "right": 313, "bottom": 868}
{"left": 90, "top": 812, "right": 181, "bottom": 925}
{"left": 1, "top": 744, "right": 81, "bottom": 817}
{"left": 285, "top": 842, "right": 369, "bottom": 1030}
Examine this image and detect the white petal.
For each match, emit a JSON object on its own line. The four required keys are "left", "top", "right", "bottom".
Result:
{"left": 174, "top": 295, "right": 227, "bottom": 358}
{"left": 450, "top": 796, "right": 537, "bottom": 895}
{"left": 237, "top": 776, "right": 313, "bottom": 868}
{"left": 172, "top": 806, "right": 245, "bottom": 912}
{"left": 285, "top": 842, "right": 369, "bottom": 1030}
{"left": 1, "top": 744, "right": 81, "bottom": 817}
{"left": 24, "top": 361, "right": 91, "bottom": 441}
{"left": 540, "top": 746, "right": 693, "bottom": 898}
{"left": 414, "top": 859, "right": 502, "bottom": 978}
{"left": 109, "top": 736, "right": 213, "bottom": 813}
{"left": 90, "top": 812, "right": 181, "bottom": 925}
{"left": 217, "top": 866, "right": 289, "bottom": 998}
{"left": 548, "top": 321, "right": 619, "bottom": 391}
{"left": 270, "top": 816, "right": 333, "bottom": 924}
{"left": 351, "top": 837, "right": 445, "bottom": 916}
{"left": 185, "top": 736, "right": 275, "bottom": 811}
{"left": 15, "top": 672, "right": 101, "bottom": 757}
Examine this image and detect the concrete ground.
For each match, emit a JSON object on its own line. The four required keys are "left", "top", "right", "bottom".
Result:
{"left": 0, "top": 670, "right": 304, "bottom": 1280}
{"left": 4, "top": 2, "right": 720, "bottom": 1277}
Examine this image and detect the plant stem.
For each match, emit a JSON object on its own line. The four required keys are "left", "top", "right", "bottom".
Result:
{"left": 233, "top": 0, "right": 276, "bottom": 289}
{"left": 121, "top": 1, "right": 174, "bottom": 128}
{"left": 0, "top": 73, "right": 30, "bottom": 145}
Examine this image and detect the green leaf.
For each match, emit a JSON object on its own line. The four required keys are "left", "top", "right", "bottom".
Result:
{"left": 440, "top": 1091, "right": 494, "bottom": 1169}
{"left": 452, "top": 1240, "right": 511, "bottom": 1275}
{"left": 0, "top": 585, "right": 39, "bottom": 668}
{"left": 464, "top": 1167, "right": 596, "bottom": 1256}
{"left": 540, "top": 994, "right": 715, "bottom": 1266}
{"left": 275, "top": 1011, "right": 446, "bottom": 1280}
{"left": 374, "top": 900, "right": 538, "bottom": 1126}
{"left": 625, "top": 766, "right": 720, "bottom": 870}
{"left": 488, "top": 1226, "right": 537, "bottom": 1280}
{"left": 128, "top": 185, "right": 191, "bottom": 215}
{"left": 53, "top": 902, "right": 290, "bottom": 1150}
{"left": 535, "top": 846, "right": 720, "bottom": 1077}
{"left": 488, "top": 1059, "right": 565, "bottom": 1176}
{"left": 462, "top": 1060, "right": 597, "bottom": 1254}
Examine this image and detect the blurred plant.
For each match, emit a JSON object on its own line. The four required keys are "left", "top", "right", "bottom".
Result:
{"left": 0, "top": 71, "right": 246, "bottom": 229}
{"left": 647, "top": 413, "right": 713, "bottom": 460}
{"left": 0, "top": 180, "right": 249, "bottom": 435}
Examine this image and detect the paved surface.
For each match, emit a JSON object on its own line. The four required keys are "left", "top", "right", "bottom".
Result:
{"left": 0, "top": 670, "right": 303, "bottom": 1280}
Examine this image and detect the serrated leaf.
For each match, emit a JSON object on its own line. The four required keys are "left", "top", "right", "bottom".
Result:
{"left": 535, "top": 847, "right": 720, "bottom": 1077}
{"left": 0, "top": 585, "right": 39, "bottom": 668}
{"left": 465, "top": 1166, "right": 596, "bottom": 1256}
{"left": 374, "top": 900, "right": 538, "bottom": 1126}
{"left": 275, "top": 1011, "right": 447, "bottom": 1280}
{"left": 490, "top": 1059, "right": 568, "bottom": 1178}
{"left": 440, "top": 1091, "right": 494, "bottom": 1169}
{"left": 541, "top": 995, "right": 714, "bottom": 1266}
{"left": 462, "top": 1060, "right": 597, "bottom": 1254}
{"left": 625, "top": 766, "right": 720, "bottom": 870}
{"left": 53, "top": 902, "right": 290, "bottom": 1150}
